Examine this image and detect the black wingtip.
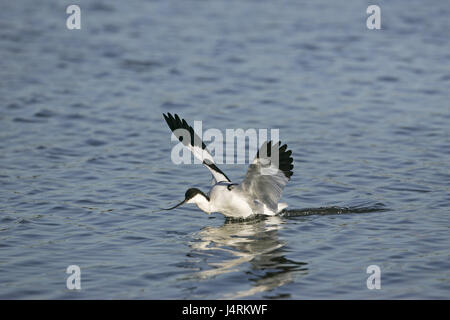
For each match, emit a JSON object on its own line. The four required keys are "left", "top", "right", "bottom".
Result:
{"left": 163, "top": 113, "right": 207, "bottom": 150}
{"left": 256, "top": 140, "right": 294, "bottom": 180}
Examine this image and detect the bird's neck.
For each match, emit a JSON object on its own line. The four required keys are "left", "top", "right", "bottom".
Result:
{"left": 192, "top": 194, "right": 212, "bottom": 214}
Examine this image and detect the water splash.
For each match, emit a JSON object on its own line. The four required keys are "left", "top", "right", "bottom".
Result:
{"left": 280, "top": 202, "right": 389, "bottom": 218}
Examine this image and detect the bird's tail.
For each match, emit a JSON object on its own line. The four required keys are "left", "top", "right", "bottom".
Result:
{"left": 277, "top": 202, "right": 288, "bottom": 213}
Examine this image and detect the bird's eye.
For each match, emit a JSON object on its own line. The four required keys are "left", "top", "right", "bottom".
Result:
{"left": 227, "top": 184, "right": 236, "bottom": 191}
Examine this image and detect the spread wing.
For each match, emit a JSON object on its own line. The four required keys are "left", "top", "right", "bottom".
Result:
{"left": 163, "top": 113, "right": 231, "bottom": 183}
{"left": 240, "top": 141, "right": 293, "bottom": 212}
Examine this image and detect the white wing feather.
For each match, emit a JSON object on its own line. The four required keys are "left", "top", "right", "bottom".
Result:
{"left": 240, "top": 141, "right": 293, "bottom": 213}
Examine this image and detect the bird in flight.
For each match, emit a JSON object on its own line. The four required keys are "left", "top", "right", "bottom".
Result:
{"left": 163, "top": 113, "right": 293, "bottom": 219}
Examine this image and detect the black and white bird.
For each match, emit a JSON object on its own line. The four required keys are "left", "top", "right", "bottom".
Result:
{"left": 163, "top": 113, "right": 294, "bottom": 219}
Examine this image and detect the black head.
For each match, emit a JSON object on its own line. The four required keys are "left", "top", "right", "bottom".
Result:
{"left": 185, "top": 188, "right": 205, "bottom": 201}
{"left": 163, "top": 188, "right": 209, "bottom": 211}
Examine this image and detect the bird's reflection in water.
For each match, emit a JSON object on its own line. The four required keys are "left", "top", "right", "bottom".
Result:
{"left": 187, "top": 216, "right": 308, "bottom": 299}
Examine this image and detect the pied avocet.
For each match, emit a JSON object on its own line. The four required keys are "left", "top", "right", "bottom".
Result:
{"left": 163, "top": 113, "right": 294, "bottom": 219}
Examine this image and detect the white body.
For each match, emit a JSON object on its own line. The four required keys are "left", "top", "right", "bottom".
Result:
{"left": 188, "top": 182, "right": 288, "bottom": 219}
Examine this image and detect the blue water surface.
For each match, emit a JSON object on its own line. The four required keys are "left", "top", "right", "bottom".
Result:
{"left": 0, "top": 0, "right": 449, "bottom": 299}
